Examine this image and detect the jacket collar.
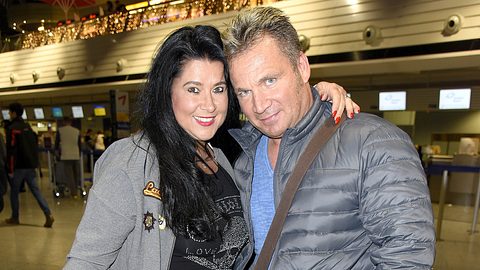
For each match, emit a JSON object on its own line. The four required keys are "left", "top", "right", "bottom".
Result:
{"left": 229, "top": 87, "right": 332, "bottom": 153}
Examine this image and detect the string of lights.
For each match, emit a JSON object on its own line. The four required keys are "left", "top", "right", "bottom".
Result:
{"left": 18, "top": 0, "right": 281, "bottom": 50}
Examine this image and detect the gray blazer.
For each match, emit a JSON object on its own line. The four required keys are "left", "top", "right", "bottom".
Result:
{"left": 65, "top": 133, "right": 251, "bottom": 269}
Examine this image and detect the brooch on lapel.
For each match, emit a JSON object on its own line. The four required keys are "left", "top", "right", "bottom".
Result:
{"left": 158, "top": 215, "right": 166, "bottom": 230}
{"left": 143, "top": 211, "right": 156, "bottom": 232}
{"left": 143, "top": 181, "right": 161, "bottom": 200}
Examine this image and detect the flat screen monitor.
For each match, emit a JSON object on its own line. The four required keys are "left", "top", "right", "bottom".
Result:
{"left": 34, "top": 108, "right": 45, "bottom": 119}
{"left": 72, "top": 106, "right": 84, "bottom": 118}
{"left": 93, "top": 105, "right": 106, "bottom": 117}
{"left": 379, "top": 91, "right": 406, "bottom": 111}
{"left": 52, "top": 107, "right": 64, "bottom": 118}
{"left": 439, "top": 88, "right": 471, "bottom": 110}
{"left": 1, "top": 109, "right": 9, "bottom": 120}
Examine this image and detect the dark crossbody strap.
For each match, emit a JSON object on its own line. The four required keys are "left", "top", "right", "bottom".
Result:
{"left": 254, "top": 114, "right": 346, "bottom": 270}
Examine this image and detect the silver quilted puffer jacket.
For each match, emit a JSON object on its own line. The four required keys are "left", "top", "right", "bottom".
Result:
{"left": 230, "top": 90, "right": 435, "bottom": 269}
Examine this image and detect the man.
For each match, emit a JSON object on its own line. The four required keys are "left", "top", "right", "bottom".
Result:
{"left": 84, "top": 128, "right": 94, "bottom": 173}
{"left": 55, "top": 117, "right": 82, "bottom": 198}
{"left": 224, "top": 7, "right": 435, "bottom": 269}
{"left": 0, "top": 129, "right": 6, "bottom": 212}
{"left": 5, "top": 102, "right": 54, "bottom": 227}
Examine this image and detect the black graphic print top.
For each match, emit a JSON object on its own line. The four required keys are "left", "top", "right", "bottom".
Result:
{"left": 170, "top": 165, "right": 249, "bottom": 270}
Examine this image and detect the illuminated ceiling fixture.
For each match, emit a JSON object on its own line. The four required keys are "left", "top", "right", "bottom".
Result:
{"left": 149, "top": 0, "right": 165, "bottom": 5}
{"left": 125, "top": 1, "right": 148, "bottom": 10}
{"left": 169, "top": 0, "right": 184, "bottom": 5}
{"left": 168, "top": 0, "right": 185, "bottom": 6}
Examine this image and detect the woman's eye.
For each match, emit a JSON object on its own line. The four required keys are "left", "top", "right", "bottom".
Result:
{"left": 187, "top": 87, "right": 200, "bottom": 93}
{"left": 213, "top": 86, "right": 225, "bottom": 93}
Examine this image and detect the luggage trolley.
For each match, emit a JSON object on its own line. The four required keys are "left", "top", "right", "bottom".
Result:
{"left": 49, "top": 151, "right": 67, "bottom": 198}
{"left": 46, "top": 149, "right": 62, "bottom": 198}
{"left": 49, "top": 151, "right": 87, "bottom": 198}
{"left": 79, "top": 152, "right": 88, "bottom": 197}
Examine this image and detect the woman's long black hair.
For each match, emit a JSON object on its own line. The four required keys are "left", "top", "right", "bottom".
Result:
{"left": 136, "top": 25, "right": 239, "bottom": 239}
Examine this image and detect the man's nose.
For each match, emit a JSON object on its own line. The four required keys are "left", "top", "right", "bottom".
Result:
{"left": 252, "top": 91, "right": 270, "bottom": 114}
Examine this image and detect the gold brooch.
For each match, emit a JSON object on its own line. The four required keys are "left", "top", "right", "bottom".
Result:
{"left": 143, "top": 181, "right": 161, "bottom": 200}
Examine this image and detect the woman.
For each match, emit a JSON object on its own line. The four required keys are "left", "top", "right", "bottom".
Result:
{"left": 64, "top": 25, "right": 358, "bottom": 269}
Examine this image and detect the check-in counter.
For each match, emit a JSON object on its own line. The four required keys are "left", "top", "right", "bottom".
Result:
{"left": 426, "top": 155, "right": 480, "bottom": 239}
{"left": 429, "top": 155, "right": 480, "bottom": 206}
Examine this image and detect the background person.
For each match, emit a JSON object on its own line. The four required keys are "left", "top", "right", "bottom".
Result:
{"left": 224, "top": 6, "right": 435, "bottom": 269}
{"left": 92, "top": 130, "right": 106, "bottom": 165}
{"left": 4, "top": 102, "right": 54, "bottom": 227}
{"left": 0, "top": 130, "right": 6, "bottom": 212}
{"left": 55, "top": 117, "right": 82, "bottom": 198}
{"left": 0, "top": 120, "right": 11, "bottom": 213}
{"left": 83, "top": 129, "right": 94, "bottom": 173}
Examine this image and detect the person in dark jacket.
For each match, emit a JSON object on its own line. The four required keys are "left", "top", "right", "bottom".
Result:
{"left": 4, "top": 102, "right": 54, "bottom": 227}
{"left": 0, "top": 129, "right": 7, "bottom": 212}
{"left": 224, "top": 7, "right": 435, "bottom": 269}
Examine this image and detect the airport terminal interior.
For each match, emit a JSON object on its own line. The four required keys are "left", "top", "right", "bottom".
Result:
{"left": 1, "top": 0, "right": 480, "bottom": 269}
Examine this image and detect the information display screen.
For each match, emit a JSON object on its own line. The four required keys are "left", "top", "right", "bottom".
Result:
{"left": 34, "top": 108, "right": 45, "bottom": 119}
{"left": 52, "top": 107, "right": 64, "bottom": 118}
{"left": 379, "top": 91, "right": 406, "bottom": 111}
{"left": 439, "top": 88, "right": 471, "bottom": 110}
{"left": 1, "top": 110, "right": 9, "bottom": 120}
{"left": 72, "top": 106, "right": 84, "bottom": 118}
{"left": 93, "top": 105, "right": 106, "bottom": 116}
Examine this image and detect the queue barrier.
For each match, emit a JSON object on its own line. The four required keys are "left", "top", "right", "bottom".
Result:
{"left": 427, "top": 164, "right": 480, "bottom": 240}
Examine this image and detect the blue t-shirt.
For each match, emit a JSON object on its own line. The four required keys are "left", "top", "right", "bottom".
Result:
{"left": 251, "top": 135, "right": 275, "bottom": 255}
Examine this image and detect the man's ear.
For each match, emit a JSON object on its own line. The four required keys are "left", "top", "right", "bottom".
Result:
{"left": 297, "top": 52, "right": 311, "bottom": 84}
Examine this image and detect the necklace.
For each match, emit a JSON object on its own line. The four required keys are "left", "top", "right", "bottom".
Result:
{"left": 186, "top": 224, "right": 207, "bottom": 242}
{"left": 196, "top": 143, "right": 217, "bottom": 171}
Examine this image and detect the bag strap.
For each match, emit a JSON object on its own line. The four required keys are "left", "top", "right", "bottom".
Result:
{"left": 254, "top": 114, "right": 346, "bottom": 270}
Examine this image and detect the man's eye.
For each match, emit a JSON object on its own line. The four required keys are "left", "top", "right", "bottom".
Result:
{"left": 236, "top": 90, "right": 249, "bottom": 97}
{"left": 265, "top": 78, "right": 276, "bottom": 86}
{"left": 187, "top": 87, "right": 200, "bottom": 93}
{"left": 213, "top": 86, "right": 225, "bottom": 93}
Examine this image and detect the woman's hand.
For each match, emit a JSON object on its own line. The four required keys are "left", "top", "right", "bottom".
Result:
{"left": 313, "top": 81, "right": 360, "bottom": 124}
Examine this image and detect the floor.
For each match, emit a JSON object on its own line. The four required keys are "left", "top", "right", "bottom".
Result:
{"left": 1, "top": 175, "right": 480, "bottom": 269}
